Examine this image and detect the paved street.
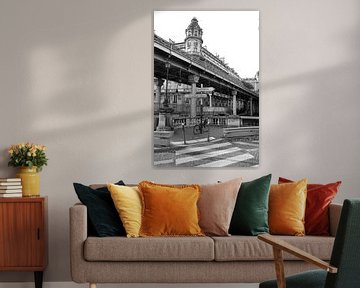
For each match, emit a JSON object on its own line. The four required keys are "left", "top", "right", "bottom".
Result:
{"left": 154, "top": 128, "right": 259, "bottom": 167}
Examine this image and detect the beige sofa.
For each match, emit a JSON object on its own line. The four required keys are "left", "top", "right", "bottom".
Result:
{"left": 70, "top": 203, "right": 342, "bottom": 287}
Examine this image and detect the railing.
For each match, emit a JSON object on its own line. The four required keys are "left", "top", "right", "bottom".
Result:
{"left": 172, "top": 116, "right": 229, "bottom": 128}
{"left": 171, "top": 115, "right": 259, "bottom": 129}
{"left": 203, "top": 107, "right": 229, "bottom": 114}
{"left": 208, "top": 117, "right": 227, "bottom": 126}
{"left": 172, "top": 117, "right": 187, "bottom": 127}
{"left": 223, "top": 126, "right": 259, "bottom": 139}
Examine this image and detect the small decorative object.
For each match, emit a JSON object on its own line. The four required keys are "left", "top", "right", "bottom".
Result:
{"left": 8, "top": 143, "right": 48, "bottom": 197}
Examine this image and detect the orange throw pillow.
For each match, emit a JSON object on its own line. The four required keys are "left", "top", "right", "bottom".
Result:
{"left": 269, "top": 179, "right": 307, "bottom": 236}
{"left": 138, "top": 181, "right": 204, "bottom": 237}
{"left": 279, "top": 177, "right": 341, "bottom": 235}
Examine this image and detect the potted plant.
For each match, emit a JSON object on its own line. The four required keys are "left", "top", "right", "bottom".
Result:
{"left": 8, "top": 143, "right": 48, "bottom": 197}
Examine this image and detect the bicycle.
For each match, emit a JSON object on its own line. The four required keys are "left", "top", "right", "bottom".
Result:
{"left": 193, "top": 119, "right": 209, "bottom": 135}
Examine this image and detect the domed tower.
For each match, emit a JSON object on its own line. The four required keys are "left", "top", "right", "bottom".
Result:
{"left": 185, "top": 17, "right": 203, "bottom": 55}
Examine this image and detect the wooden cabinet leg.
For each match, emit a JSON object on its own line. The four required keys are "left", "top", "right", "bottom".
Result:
{"left": 34, "top": 271, "right": 43, "bottom": 288}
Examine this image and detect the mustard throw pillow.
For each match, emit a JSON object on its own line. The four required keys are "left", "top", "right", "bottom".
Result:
{"left": 107, "top": 183, "right": 142, "bottom": 238}
{"left": 269, "top": 179, "right": 307, "bottom": 236}
{"left": 138, "top": 181, "right": 203, "bottom": 237}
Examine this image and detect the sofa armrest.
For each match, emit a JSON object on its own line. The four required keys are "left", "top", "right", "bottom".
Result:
{"left": 329, "top": 203, "right": 342, "bottom": 237}
{"left": 69, "top": 203, "right": 88, "bottom": 283}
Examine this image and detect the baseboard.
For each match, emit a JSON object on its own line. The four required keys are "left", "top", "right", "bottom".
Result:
{"left": 0, "top": 282, "right": 259, "bottom": 288}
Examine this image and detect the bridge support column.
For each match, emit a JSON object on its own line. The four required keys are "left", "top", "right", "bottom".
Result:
{"left": 249, "top": 97, "right": 253, "bottom": 116}
{"left": 188, "top": 75, "right": 200, "bottom": 118}
{"left": 156, "top": 77, "right": 173, "bottom": 132}
{"left": 154, "top": 78, "right": 164, "bottom": 112}
{"left": 209, "top": 94, "right": 212, "bottom": 108}
{"left": 232, "top": 90, "right": 237, "bottom": 115}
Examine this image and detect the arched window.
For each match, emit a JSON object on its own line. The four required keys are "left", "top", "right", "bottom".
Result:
{"left": 194, "top": 30, "right": 198, "bottom": 36}
{"left": 194, "top": 42, "right": 198, "bottom": 51}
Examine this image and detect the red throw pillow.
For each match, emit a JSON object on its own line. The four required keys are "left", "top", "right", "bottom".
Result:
{"left": 278, "top": 177, "right": 341, "bottom": 236}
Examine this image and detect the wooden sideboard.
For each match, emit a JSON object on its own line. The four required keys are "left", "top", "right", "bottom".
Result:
{"left": 0, "top": 197, "right": 47, "bottom": 288}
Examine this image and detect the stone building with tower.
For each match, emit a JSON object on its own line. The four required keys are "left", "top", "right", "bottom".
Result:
{"left": 154, "top": 17, "right": 259, "bottom": 131}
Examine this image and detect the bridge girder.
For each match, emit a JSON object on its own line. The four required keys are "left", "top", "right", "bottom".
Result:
{"left": 154, "top": 46, "right": 258, "bottom": 100}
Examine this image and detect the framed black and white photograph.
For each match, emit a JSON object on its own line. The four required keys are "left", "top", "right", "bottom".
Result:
{"left": 153, "top": 11, "right": 259, "bottom": 168}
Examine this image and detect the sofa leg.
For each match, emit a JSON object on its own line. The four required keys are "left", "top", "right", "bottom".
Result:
{"left": 89, "top": 283, "right": 96, "bottom": 288}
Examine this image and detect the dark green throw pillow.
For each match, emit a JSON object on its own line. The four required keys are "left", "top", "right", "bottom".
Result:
{"left": 229, "top": 174, "right": 272, "bottom": 236}
{"left": 73, "top": 181, "right": 126, "bottom": 237}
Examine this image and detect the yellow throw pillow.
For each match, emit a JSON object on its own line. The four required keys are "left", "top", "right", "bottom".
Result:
{"left": 107, "top": 183, "right": 142, "bottom": 238}
{"left": 138, "top": 181, "right": 204, "bottom": 237}
{"left": 269, "top": 179, "right": 307, "bottom": 236}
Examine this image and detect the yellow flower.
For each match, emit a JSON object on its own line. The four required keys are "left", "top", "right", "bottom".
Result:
{"left": 36, "top": 145, "right": 46, "bottom": 151}
{"left": 8, "top": 142, "right": 48, "bottom": 171}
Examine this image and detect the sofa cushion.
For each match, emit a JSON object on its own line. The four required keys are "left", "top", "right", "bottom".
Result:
{"left": 84, "top": 236, "right": 214, "bottom": 261}
{"left": 198, "top": 177, "right": 242, "bottom": 236}
{"left": 139, "top": 181, "right": 203, "bottom": 237}
{"left": 229, "top": 174, "right": 272, "bottom": 236}
{"left": 269, "top": 179, "right": 307, "bottom": 236}
{"left": 279, "top": 177, "right": 341, "bottom": 236}
{"left": 73, "top": 181, "right": 126, "bottom": 237}
{"left": 212, "top": 236, "right": 334, "bottom": 261}
{"left": 107, "top": 184, "right": 142, "bottom": 238}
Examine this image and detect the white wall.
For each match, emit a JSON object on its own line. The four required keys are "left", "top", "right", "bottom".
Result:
{"left": 0, "top": 0, "right": 359, "bottom": 282}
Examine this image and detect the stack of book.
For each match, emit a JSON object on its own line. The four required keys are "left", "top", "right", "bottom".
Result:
{"left": 0, "top": 178, "right": 22, "bottom": 197}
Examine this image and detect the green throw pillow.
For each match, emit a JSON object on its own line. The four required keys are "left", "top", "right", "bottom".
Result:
{"left": 229, "top": 174, "right": 272, "bottom": 236}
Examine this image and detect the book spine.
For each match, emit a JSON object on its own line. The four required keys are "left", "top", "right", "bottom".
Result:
{"left": 0, "top": 178, "right": 21, "bottom": 182}
{"left": 0, "top": 183, "right": 22, "bottom": 186}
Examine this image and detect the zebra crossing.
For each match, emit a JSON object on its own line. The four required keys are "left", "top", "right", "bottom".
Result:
{"left": 175, "top": 140, "right": 257, "bottom": 167}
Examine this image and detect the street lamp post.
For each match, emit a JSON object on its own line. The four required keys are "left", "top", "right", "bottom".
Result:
{"left": 200, "top": 98, "right": 203, "bottom": 134}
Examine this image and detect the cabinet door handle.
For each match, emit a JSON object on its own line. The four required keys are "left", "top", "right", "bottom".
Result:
{"left": 37, "top": 228, "right": 40, "bottom": 240}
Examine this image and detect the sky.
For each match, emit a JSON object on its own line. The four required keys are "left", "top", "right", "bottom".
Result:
{"left": 154, "top": 11, "right": 259, "bottom": 78}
